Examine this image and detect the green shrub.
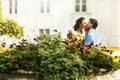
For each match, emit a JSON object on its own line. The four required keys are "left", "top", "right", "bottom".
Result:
{"left": 0, "top": 32, "right": 120, "bottom": 80}
{"left": 36, "top": 33, "right": 119, "bottom": 80}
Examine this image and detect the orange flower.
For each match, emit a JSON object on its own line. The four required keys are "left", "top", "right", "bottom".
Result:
{"left": 9, "top": 59, "right": 14, "bottom": 63}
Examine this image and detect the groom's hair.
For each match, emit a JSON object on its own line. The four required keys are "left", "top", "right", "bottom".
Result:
{"left": 89, "top": 18, "right": 98, "bottom": 29}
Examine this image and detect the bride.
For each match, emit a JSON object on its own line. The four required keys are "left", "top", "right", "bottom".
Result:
{"left": 72, "top": 17, "right": 87, "bottom": 44}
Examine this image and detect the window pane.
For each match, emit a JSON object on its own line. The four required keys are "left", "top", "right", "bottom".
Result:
{"left": 9, "top": 0, "right": 12, "bottom": 14}
{"left": 10, "top": 8, "right": 12, "bottom": 14}
{"left": 15, "top": 8, "right": 17, "bottom": 14}
{"left": 10, "top": 0, "right": 12, "bottom": 6}
{"left": 39, "top": 29, "right": 44, "bottom": 34}
{"left": 82, "top": 0, "right": 86, "bottom": 3}
{"left": 47, "top": 1, "right": 50, "bottom": 13}
{"left": 82, "top": 5, "right": 86, "bottom": 12}
{"left": 41, "top": 7, "right": 44, "bottom": 13}
{"left": 15, "top": 0, "right": 17, "bottom": 14}
{"left": 40, "top": 1, "right": 44, "bottom": 13}
{"left": 75, "top": 0, "right": 80, "bottom": 3}
{"left": 75, "top": 5, "right": 80, "bottom": 12}
{"left": 45, "top": 29, "right": 50, "bottom": 34}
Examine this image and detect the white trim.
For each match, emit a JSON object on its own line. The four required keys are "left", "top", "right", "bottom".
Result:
{"left": 70, "top": 12, "right": 91, "bottom": 15}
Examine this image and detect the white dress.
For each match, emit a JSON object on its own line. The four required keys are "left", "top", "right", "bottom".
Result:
{"left": 72, "top": 29, "right": 85, "bottom": 43}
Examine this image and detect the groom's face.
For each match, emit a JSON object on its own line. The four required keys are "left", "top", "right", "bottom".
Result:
{"left": 86, "top": 21, "right": 92, "bottom": 30}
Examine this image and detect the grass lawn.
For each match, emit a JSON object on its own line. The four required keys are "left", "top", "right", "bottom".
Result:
{"left": 107, "top": 47, "right": 120, "bottom": 51}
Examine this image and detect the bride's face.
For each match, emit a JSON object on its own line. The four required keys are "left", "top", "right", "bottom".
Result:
{"left": 81, "top": 20, "right": 87, "bottom": 28}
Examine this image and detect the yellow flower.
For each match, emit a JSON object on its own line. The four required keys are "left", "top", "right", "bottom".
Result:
{"left": 73, "top": 34, "right": 84, "bottom": 43}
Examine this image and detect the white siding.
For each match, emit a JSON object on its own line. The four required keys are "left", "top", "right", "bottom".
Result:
{"left": 1, "top": 0, "right": 120, "bottom": 47}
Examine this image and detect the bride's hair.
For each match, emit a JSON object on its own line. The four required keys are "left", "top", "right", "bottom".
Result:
{"left": 73, "top": 17, "right": 85, "bottom": 31}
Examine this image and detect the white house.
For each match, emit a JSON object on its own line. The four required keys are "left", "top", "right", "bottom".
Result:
{"left": 1, "top": 0, "right": 120, "bottom": 47}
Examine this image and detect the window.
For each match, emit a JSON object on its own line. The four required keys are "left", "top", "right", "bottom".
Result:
{"left": 39, "top": 29, "right": 50, "bottom": 35}
{"left": 75, "top": 0, "right": 87, "bottom": 12}
{"left": 40, "top": 0, "right": 50, "bottom": 13}
{"left": 9, "top": 0, "right": 18, "bottom": 14}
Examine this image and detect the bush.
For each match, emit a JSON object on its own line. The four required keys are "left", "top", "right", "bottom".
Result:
{"left": 36, "top": 33, "right": 120, "bottom": 80}
{"left": 79, "top": 46, "right": 115, "bottom": 74}
{"left": 0, "top": 39, "right": 38, "bottom": 73}
{"left": 37, "top": 34, "right": 87, "bottom": 80}
{"left": 0, "top": 32, "right": 120, "bottom": 80}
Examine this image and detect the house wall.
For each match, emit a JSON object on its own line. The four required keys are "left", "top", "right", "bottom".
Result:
{"left": 1, "top": 0, "right": 120, "bottom": 47}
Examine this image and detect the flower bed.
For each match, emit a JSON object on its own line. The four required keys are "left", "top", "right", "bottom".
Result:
{"left": 0, "top": 33, "right": 120, "bottom": 80}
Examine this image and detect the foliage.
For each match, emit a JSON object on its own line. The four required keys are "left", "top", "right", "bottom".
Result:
{"left": 0, "top": 19, "right": 24, "bottom": 39}
{"left": 0, "top": 0, "right": 24, "bottom": 39}
{"left": 79, "top": 45, "right": 114, "bottom": 74}
{"left": 0, "top": 32, "right": 120, "bottom": 80}
{"left": 37, "top": 34, "right": 87, "bottom": 80}
{"left": 36, "top": 33, "right": 120, "bottom": 80}
{"left": 0, "top": 39, "right": 38, "bottom": 73}
{"left": 0, "top": 0, "right": 3, "bottom": 21}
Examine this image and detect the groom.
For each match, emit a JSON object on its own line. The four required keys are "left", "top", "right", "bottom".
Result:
{"left": 84, "top": 18, "right": 101, "bottom": 47}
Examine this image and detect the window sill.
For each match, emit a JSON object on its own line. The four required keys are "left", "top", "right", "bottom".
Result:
{"left": 7, "top": 14, "right": 20, "bottom": 17}
{"left": 35, "top": 13, "right": 53, "bottom": 16}
{"left": 70, "top": 12, "right": 91, "bottom": 15}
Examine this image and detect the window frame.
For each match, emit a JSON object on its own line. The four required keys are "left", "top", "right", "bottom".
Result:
{"left": 39, "top": 28, "right": 50, "bottom": 35}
